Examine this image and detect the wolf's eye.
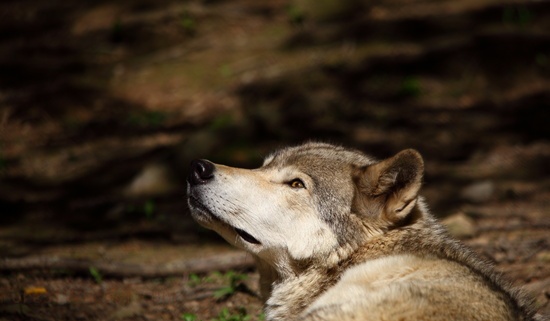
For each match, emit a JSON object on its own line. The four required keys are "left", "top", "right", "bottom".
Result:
{"left": 289, "top": 179, "right": 305, "bottom": 189}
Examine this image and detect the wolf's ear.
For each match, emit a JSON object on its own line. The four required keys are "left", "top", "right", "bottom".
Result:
{"left": 358, "top": 149, "right": 424, "bottom": 223}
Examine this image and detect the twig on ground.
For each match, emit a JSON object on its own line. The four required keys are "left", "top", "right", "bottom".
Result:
{"left": 0, "top": 251, "right": 255, "bottom": 278}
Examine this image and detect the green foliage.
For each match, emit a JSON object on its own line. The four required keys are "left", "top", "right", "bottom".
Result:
{"left": 181, "top": 313, "right": 199, "bottom": 321}
{"left": 213, "top": 271, "right": 248, "bottom": 300}
{"left": 212, "top": 307, "right": 250, "bottom": 321}
{"left": 181, "top": 12, "right": 197, "bottom": 34}
{"left": 125, "top": 199, "right": 157, "bottom": 220}
{"left": 186, "top": 271, "right": 248, "bottom": 299}
{"left": 187, "top": 273, "right": 202, "bottom": 287}
{"left": 127, "top": 111, "right": 167, "bottom": 127}
{"left": 186, "top": 271, "right": 221, "bottom": 287}
{"left": 143, "top": 199, "right": 155, "bottom": 220}
{"left": 220, "top": 64, "right": 232, "bottom": 78}
{"left": 287, "top": 5, "right": 305, "bottom": 24}
{"left": 502, "top": 7, "right": 533, "bottom": 27}
{"left": 89, "top": 266, "right": 102, "bottom": 284}
{"left": 400, "top": 76, "right": 421, "bottom": 97}
{"left": 213, "top": 286, "right": 236, "bottom": 300}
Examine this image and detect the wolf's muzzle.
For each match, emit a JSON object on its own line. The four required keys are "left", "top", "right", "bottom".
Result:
{"left": 188, "top": 159, "right": 215, "bottom": 185}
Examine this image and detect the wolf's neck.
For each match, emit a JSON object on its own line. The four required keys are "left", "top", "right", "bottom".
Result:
{"left": 259, "top": 245, "right": 361, "bottom": 321}
{"left": 263, "top": 265, "right": 341, "bottom": 321}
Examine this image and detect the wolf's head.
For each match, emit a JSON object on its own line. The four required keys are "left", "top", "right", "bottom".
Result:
{"left": 187, "top": 142, "right": 424, "bottom": 266}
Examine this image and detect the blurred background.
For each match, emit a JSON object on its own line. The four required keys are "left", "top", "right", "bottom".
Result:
{"left": 0, "top": 0, "right": 549, "bottom": 320}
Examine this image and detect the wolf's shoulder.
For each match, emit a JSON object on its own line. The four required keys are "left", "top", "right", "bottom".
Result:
{"left": 303, "top": 254, "right": 520, "bottom": 321}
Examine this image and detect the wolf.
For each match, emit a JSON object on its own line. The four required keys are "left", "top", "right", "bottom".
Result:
{"left": 187, "top": 142, "right": 537, "bottom": 321}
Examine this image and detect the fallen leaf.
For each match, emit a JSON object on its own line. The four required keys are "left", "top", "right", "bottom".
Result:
{"left": 24, "top": 287, "right": 47, "bottom": 295}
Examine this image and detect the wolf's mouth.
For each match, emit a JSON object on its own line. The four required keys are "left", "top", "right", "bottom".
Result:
{"left": 235, "top": 228, "right": 261, "bottom": 245}
{"left": 188, "top": 195, "right": 220, "bottom": 222}
{"left": 189, "top": 195, "right": 261, "bottom": 245}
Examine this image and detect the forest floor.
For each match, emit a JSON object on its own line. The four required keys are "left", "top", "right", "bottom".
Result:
{"left": 0, "top": 0, "right": 549, "bottom": 320}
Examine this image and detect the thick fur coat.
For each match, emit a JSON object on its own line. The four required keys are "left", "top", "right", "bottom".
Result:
{"left": 187, "top": 142, "right": 536, "bottom": 321}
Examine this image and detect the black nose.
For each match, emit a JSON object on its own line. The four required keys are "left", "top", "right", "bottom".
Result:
{"left": 189, "top": 159, "right": 215, "bottom": 185}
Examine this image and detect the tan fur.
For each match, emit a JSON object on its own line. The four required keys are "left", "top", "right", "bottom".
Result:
{"left": 187, "top": 142, "right": 536, "bottom": 321}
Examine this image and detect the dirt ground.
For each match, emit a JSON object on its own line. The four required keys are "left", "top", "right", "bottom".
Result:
{"left": 0, "top": 0, "right": 549, "bottom": 320}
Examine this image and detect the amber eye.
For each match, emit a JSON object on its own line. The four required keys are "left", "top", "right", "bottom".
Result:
{"left": 289, "top": 179, "right": 305, "bottom": 189}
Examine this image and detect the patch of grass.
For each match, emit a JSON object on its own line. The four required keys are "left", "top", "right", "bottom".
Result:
{"left": 125, "top": 199, "right": 157, "bottom": 220}
{"left": 181, "top": 313, "right": 199, "bottom": 321}
{"left": 212, "top": 307, "right": 250, "bottom": 321}
{"left": 187, "top": 273, "right": 203, "bottom": 287}
{"left": 89, "top": 266, "right": 102, "bottom": 284}
{"left": 400, "top": 76, "right": 421, "bottom": 97}
{"left": 213, "top": 271, "right": 248, "bottom": 300}
{"left": 185, "top": 271, "right": 223, "bottom": 287}
{"left": 143, "top": 199, "right": 155, "bottom": 220}
{"left": 181, "top": 11, "right": 197, "bottom": 34}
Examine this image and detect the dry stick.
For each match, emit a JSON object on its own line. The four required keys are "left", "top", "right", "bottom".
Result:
{"left": 0, "top": 251, "right": 255, "bottom": 278}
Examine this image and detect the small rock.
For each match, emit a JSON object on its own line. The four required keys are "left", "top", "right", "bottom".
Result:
{"left": 111, "top": 301, "right": 142, "bottom": 320}
{"left": 536, "top": 251, "right": 550, "bottom": 263}
{"left": 460, "top": 180, "right": 495, "bottom": 203}
{"left": 442, "top": 212, "right": 477, "bottom": 238}
{"left": 125, "top": 162, "right": 176, "bottom": 197}
{"left": 55, "top": 294, "right": 69, "bottom": 305}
